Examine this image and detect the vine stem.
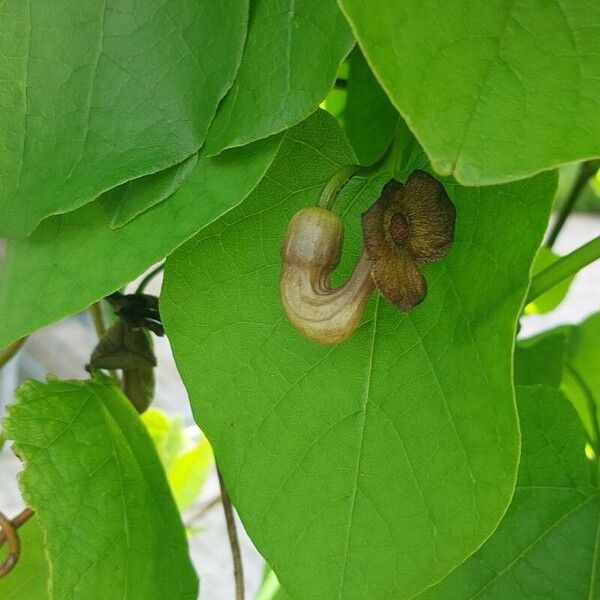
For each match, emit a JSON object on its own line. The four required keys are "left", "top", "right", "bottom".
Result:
{"left": 184, "top": 496, "right": 221, "bottom": 528}
{"left": 0, "top": 507, "right": 34, "bottom": 577}
{"left": 0, "top": 337, "right": 27, "bottom": 371}
{"left": 135, "top": 263, "right": 165, "bottom": 294}
{"left": 546, "top": 160, "right": 599, "bottom": 248}
{"left": 318, "top": 143, "right": 393, "bottom": 211}
{"left": 217, "top": 467, "right": 244, "bottom": 600}
{"left": 90, "top": 302, "right": 108, "bottom": 339}
{"left": 527, "top": 234, "right": 600, "bottom": 304}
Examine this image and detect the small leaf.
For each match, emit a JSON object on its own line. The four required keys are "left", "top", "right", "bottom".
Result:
{"left": 205, "top": 0, "right": 354, "bottom": 154}
{"left": 3, "top": 377, "right": 198, "bottom": 600}
{"left": 168, "top": 436, "right": 213, "bottom": 512}
{"left": 339, "top": 1, "right": 600, "bottom": 185}
{"left": 142, "top": 408, "right": 185, "bottom": 472}
{"left": 141, "top": 409, "right": 213, "bottom": 511}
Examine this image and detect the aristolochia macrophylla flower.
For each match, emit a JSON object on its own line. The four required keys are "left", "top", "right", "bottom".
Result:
{"left": 361, "top": 170, "right": 456, "bottom": 311}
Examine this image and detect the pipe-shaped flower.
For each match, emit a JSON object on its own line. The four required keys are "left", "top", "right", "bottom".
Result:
{"left": 361, "top": 170, "right": 456, "bottom": 311}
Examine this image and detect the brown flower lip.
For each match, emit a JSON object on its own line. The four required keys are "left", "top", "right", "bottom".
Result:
{"left": 361, "top": 170, "right": 456, "bottom": 311}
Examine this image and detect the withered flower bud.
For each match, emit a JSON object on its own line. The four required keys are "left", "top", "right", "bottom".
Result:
{"left": 361, "top": 170, "right": 455, "bottom": 310}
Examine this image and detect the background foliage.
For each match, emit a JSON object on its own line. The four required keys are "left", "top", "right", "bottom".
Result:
{"left": 1, "top": 1, "right": 599, "bottom": 599}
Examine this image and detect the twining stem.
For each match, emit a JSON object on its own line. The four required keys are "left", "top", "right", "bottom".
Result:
{"left": 546, "top": 160, "right": 599, "bottom": 248}
{"left": 184, "top": 496, "right": 221, "bottom": 528}
{"left": 0, "top": 507, "right": 34, "bottom": 577}
{"left": 318, "top": 144, "right": 393, "bottom": 211}
{"left": 217, "top": 467, "right": 244, "bottom": 600}
{"left": 0, "top": 338, "right": 27, "bottom": 371}
{"left": 319, "top": 165, "right": 365, "bottom": 210}
{"left": 527, "top": 234, "right": 600, "bottom": 305}
{"left": 90, "top": 302, "right": 108, "bottom": 339}
{"left": 135, "top": 263, "right": 165, "bottom": 294}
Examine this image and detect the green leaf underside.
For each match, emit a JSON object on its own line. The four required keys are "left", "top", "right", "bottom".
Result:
{"left": 0, "top": 134, "right": 282, "bottom": 349}
{"left": 514, "top": 330, "right": 566, "bottom": 389}
{"left": 102, "top": 154, "right": 199, "bottom": 229}
{"left": 420, "top": 383, "right": 598, "bottom": 599}
{"left": 3, "top": 377, "right": 198, "bottom": 600}
{"left": 205, "top": 0, "right": 354, "bottom": 155}
{"left": 0, "top": 0, "right": 248, "bottom": 237}
{"left": 339, "top": 0, "right": 600, "bottom": 185}
{"left": 524, "top": 247, "right": 575, "bottom": 315}
{"left": 162, "top": 110, "right": 556, "bottom": 598}
{"left": 0, "top": 518, "right": 49, "bottom": 600}
{"left": 343, "top": 48, "right": 397, "bottom": 165}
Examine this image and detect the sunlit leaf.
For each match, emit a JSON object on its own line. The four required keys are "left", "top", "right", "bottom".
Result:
{"left": 3, "top": 376, "right": 198, "bottom": 599}
{"left": 162, "top": 111, "right": 555, "bottom": 598}
{"left": 205, "top": 0, "right": 353, "bottom": 154}
{"left": 339, "top": 1, "right": 600, "bottom": 185}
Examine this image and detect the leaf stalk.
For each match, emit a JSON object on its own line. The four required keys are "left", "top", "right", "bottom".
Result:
{"left": 527, "top": 234, "right": 600, "bottom": 305}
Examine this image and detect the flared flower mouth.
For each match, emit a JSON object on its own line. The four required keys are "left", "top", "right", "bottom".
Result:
{"left": 361, "top": 170, "right": 456, "bottom": 310}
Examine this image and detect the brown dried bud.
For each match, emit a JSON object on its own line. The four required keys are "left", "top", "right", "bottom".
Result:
{"left": 361, "top": 171, "right": 455, "bottom": 311}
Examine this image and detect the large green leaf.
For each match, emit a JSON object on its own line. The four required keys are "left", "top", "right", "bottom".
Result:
{"left": 3, "top": 377, "right": 198, "bottom": 599}
{"left": 0, "top": 518, "right": 49, "bottom": 600}
{"left": 338, "top": 1, "right": 600, "bottom": 185}
{"left": 162, "top": 110, "right": 556, "bottom": 598}
{"left": 205, "top": 0, "right": 354, "bottom": 155}
{"left": 419, "top": 384, "right": 596, "bottom": 599}
{"left": 0, "top": 0, "right": 248, "bottom": 237}
{"left": 0, "top": 135, "right": 282, "bottom": 349}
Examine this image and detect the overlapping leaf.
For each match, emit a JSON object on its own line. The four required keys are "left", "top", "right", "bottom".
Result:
{"left": 102, "top": 155, "right": 199, "bottom": 229}
{"left": 3, "top": 377, "right": 198, "bottom": 599}
{"left": 0, "top": 134, "right": 282, "bottom": 349}
{"left": 162, "top": 110, "right": 556, "bottom": 598}
{"left": 0, "top": 0, "right": 248, "bottom": 237}
{"left": 339, "top": 0, "right": 600, "bottom": 185}
{"left": 205, "top": 0, "right": 354, "bottom": 155}
{"left": 420, "top": 342, "right": 598, "bottom": 598}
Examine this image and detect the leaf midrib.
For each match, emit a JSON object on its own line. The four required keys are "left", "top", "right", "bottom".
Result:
{"left": 338, "top": 296, "right": 380, "bottom": 599}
